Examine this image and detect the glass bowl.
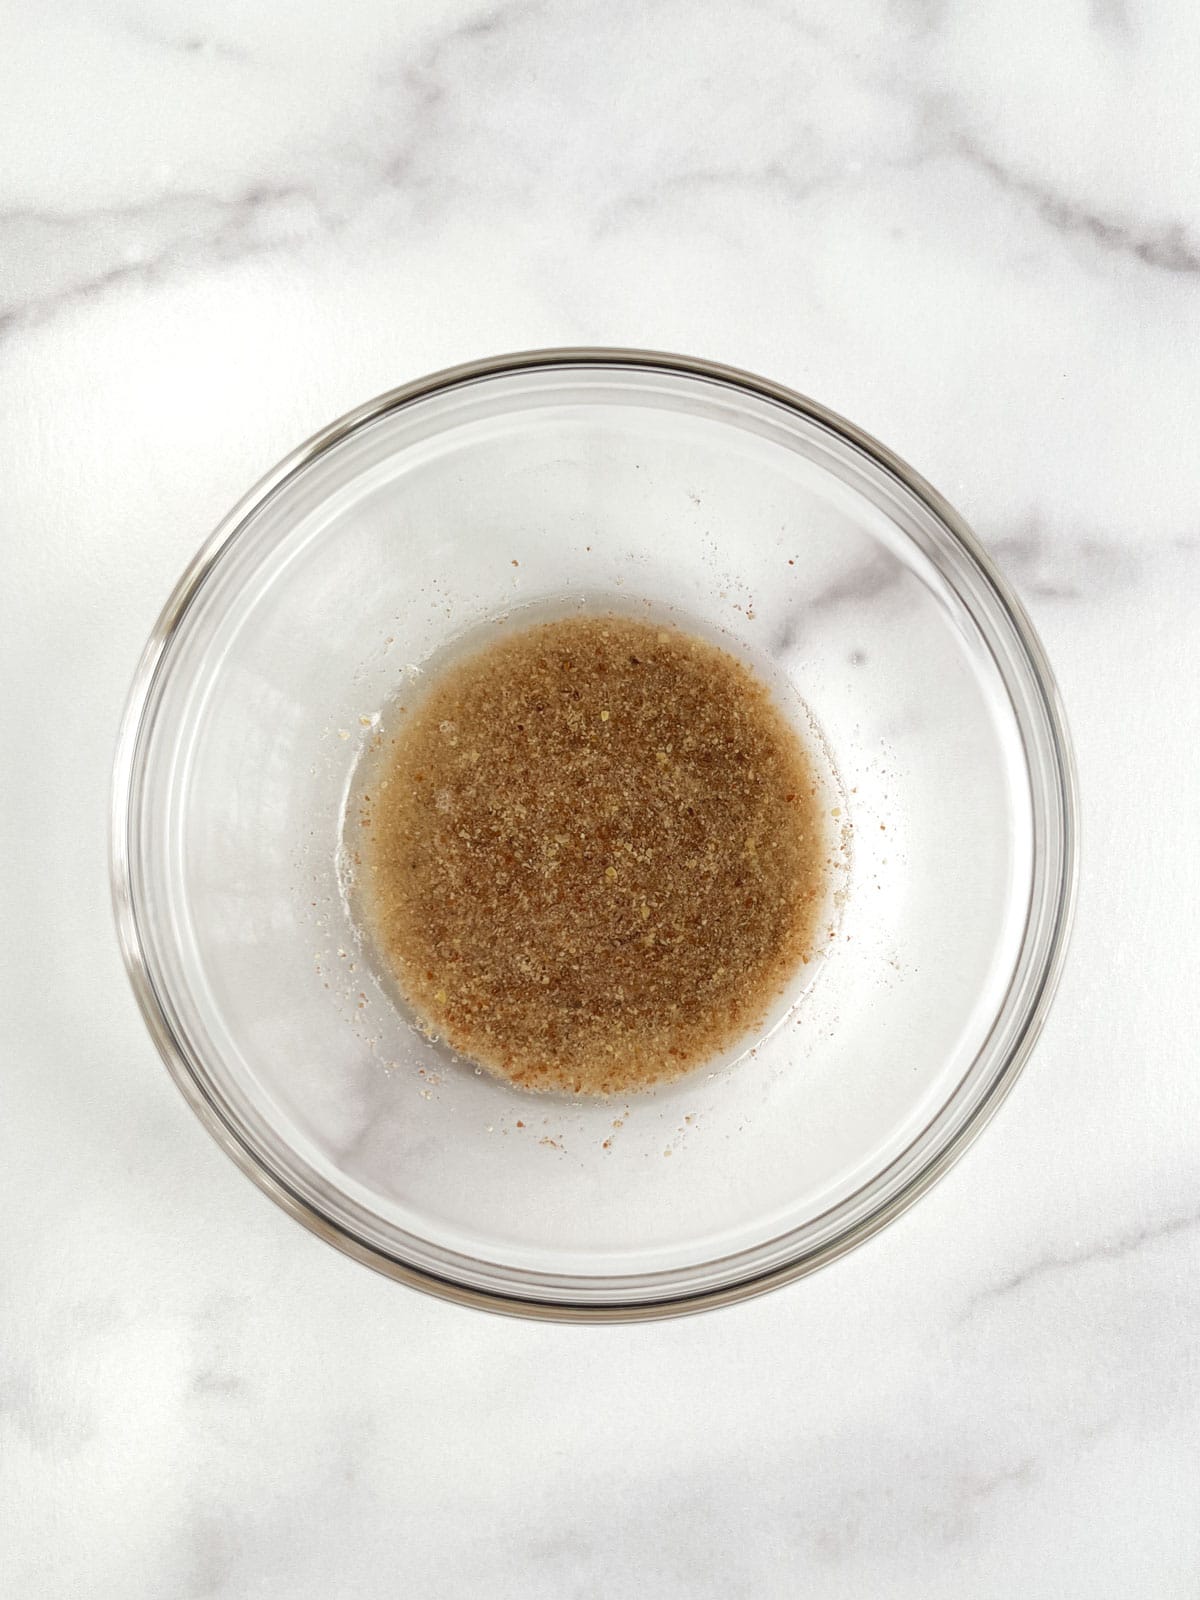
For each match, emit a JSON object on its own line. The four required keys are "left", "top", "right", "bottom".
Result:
{"left": 111, "top": 349, "right": 1077, "bottom": 1320}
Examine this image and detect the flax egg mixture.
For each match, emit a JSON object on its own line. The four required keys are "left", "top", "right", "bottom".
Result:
{"left": 360, "top": 614, "right": 828, "bottom": 1096}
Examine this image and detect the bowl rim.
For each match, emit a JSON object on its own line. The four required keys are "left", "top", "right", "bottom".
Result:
{"left": 110, "top": 346, "right": 1079, "bottom": 1322}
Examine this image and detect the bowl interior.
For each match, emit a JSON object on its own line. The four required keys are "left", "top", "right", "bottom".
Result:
{"left": 125, "top": 359, "right": 1060, "bottom": 1309}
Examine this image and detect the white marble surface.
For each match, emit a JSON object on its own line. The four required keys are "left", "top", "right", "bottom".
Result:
{"left": 3, "top": 1, "right": 1199, "bottom": 1593}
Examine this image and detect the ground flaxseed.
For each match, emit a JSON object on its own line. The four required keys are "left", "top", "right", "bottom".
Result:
{"left": 362, "top": 615, "right": 826, "bottom": 1095}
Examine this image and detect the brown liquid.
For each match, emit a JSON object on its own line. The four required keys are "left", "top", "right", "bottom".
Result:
{"left": 361, "top": 615, "right": 827, "bottom": 1095}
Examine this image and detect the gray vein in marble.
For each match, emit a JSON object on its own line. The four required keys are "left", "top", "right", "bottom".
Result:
{"left": 813, "top": 1454, "right": 1040, "bottom": 1561}
{"left": 888, "top": 0, "right": 951, "bottom": 37}
{"left": 760, "top": 18, "right": 1200, "bottom": 283}
{"left": 772, "top": 555, "right": 900, "bottom": 653}
{"left": 948, "top": 128, "right": 1200, "bottom": 277}
{"left": 809, "top": 555, "right": 899, "bottom": 610}
{"left": 0, "top": 1, "right": 523, "bottom": 333}
{"left": 987, "top": 529, "right": 1144, "bottom": 603}
{"left": 592, "top": 159, "right": 830, "bottom": 238}
{"left": 191, "top": 1367, "right": 245, "bottom": 1398}
{"left": 0, "top": 181, "right": 332, "bottom": 332}
{"left": 964, "top": 1202, "right": 1200, "bottom": 1317}
{"left": 589, "top": 84, "right": 1200, "bottom": 289}
{"left": 188, "top": 1510, "right": 232, "bottom": 1600}
{"left": 771, "top": 528, "right": 1139, "bottom": 654}
{"left": 1089, "top": 0, "right": 1134, "bottom": 38}
{"left": 0, "top": 1352, "right": 94, "bottom": 1457}
{"left": 117, "top": 7, "right": 251, "bottom": 64}
{"left": 438, "top": 0, "right": 546, "bottom": 43}
{"left": 584, "top": 8, "right": 1200, "bottom": 286}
